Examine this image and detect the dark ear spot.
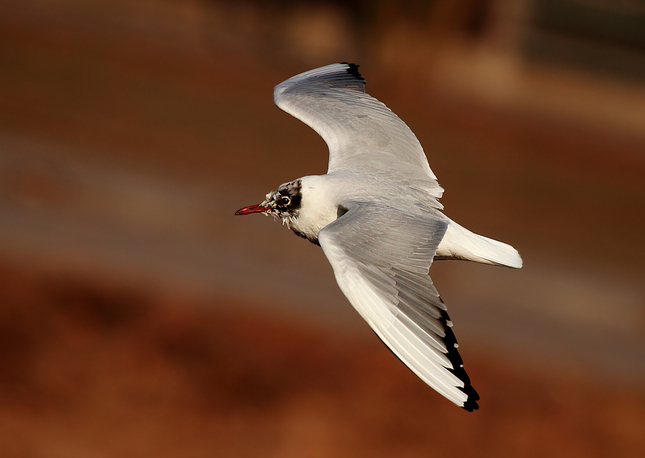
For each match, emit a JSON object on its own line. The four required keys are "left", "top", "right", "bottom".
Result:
{"left": 290, "top": 194, "right": 301, "bottom": 209}
{"left": 337, "top": 205, "right": 348, "bottom": 218}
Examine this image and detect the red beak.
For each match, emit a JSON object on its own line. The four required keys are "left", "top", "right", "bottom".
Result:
{"left": 235, "top": 204, "right": 269, "bottom": 216}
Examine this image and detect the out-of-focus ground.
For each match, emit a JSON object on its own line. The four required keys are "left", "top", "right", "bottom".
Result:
{"left": 0, "top": 0, "right": 644, "bottom": 456}
{"left": 1, "top": 261, "right": 644, "bottom": 458}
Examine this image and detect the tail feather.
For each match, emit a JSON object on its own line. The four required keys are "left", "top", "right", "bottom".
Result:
{"left": 435, "top": 221, "right": 522, "bottom": 268}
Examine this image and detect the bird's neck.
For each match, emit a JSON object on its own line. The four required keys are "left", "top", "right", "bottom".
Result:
{"left": 288, "top": 175, "right": 339, "bottom": 243}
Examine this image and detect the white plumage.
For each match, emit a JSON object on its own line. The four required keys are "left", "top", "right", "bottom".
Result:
{"left": 236, "top": 63, "right": 522, "bottom": 410}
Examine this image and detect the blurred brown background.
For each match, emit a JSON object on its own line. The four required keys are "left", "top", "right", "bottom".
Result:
{"left": 1, "top": 0, "right": 644, "bottom": 456}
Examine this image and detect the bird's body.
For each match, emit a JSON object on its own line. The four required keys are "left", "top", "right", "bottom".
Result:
{"left": 285, "top": 173, "right": 433, "bottom": 242}
{"left": 236, "top": 63, "right": 522, "bottom": 411}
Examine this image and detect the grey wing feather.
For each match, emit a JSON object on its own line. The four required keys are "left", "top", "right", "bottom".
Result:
{"left": 318, "top": 202, "right": 479, "bottom": 410}
{"left": 273, "top": 63, "right": 443, "bottom": 201}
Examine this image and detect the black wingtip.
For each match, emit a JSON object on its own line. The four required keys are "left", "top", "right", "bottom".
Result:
{"left": 438, "top": 305, "right": 480, "bottom": 412}
{"left": 462, "top": 399, "right": 480, "bottom": 412}
{"left": 340, "top": 62, "right": 364, "bottom": 82}
{"left": 460, "top": 385, "right": 480, "bottom": 412}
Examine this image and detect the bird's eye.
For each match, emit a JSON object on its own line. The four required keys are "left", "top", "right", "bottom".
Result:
{"left": 280, "top": 196, "right": 291, "bottom": 205}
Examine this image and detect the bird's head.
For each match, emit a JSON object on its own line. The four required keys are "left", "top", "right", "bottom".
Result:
{"left": 235, "top": 179, "right": 302, "bottom": 228}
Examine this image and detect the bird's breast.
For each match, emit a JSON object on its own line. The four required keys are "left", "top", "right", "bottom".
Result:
{"left": 288, "top": 206, "right": 336, "bottom": 244}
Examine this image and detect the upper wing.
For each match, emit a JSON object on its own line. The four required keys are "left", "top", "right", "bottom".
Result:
{"left": 318, "top": 202, "right": 479, "bottom": 410}
{"left": 273, "top": 63, "right": 443, "bottom": 201}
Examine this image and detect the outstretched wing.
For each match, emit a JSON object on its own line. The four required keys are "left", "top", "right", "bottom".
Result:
{"left": 273, "top": 63, "right": 443, "bottom": 202}
{"left": 318, "top": 202, "right": 479, "bottom": 410}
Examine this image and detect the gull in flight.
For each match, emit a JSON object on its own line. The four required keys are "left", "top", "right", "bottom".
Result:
{"left": 236, "top": 63, "right": 522, "bottom": 411}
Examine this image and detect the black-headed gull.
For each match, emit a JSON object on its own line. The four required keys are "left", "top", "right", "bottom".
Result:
{"left": 236, "top": 63, "right": 522, "bottom": 411}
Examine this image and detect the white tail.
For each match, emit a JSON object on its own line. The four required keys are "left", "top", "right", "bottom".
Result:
{"left": 435, "top": 221, "right": 523, "bottom": 268}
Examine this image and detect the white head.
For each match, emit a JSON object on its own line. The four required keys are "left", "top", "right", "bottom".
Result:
{"left": 235, "top": 175, "right": 341, "bottom": 245}
{"left": 235, "top": 179, "right": 303, "bottom": 228}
